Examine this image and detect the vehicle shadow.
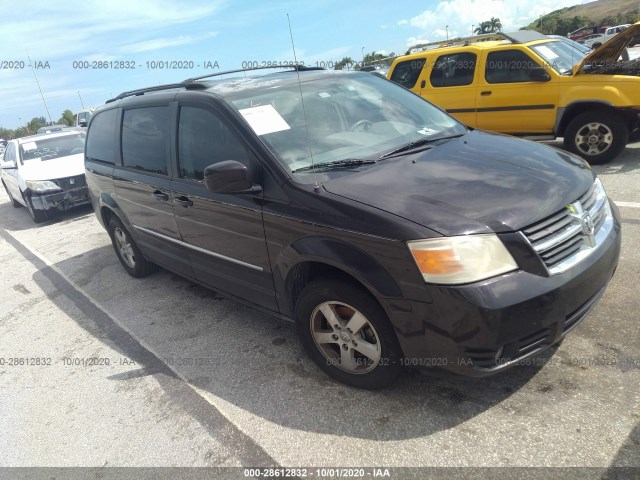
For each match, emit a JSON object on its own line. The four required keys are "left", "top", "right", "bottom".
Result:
{"left": 23, "top": 240, "right": 554, "bottom": 442}
{"left": 0, "top": 195, "right": 94, "bottom": 232}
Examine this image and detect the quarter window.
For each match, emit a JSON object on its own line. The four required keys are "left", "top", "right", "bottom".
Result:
{"left": 178, "top": 106, "right": 252, "bottom": 181}
{"left": 430, "top": 53, "right": 476, "bottom": 87}
{"left": 485, "top": 50, "right": 541, "bottom": 84}
{"left": 86, "top": 109, "right": 118, "bottom": 164}
{"left": 389, "top": 58, "right": 426, "bottom": 88}
{"left": 122, "top": 107, "right": 169, "bottom": 175}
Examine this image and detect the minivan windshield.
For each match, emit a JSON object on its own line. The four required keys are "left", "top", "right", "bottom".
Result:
{"left": 20, "top": 134, "right": 85, "bottom": 162}
{"left": 227, "top": 72, "right": 466, "bottom": 177}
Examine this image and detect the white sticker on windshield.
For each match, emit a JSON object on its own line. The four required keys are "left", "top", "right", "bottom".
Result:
{"left": 536, "top": 45, "right": 558, "bottom": 60}
{"left": 22, "top": 142, "right": 37, "bottom": 151}
{"left": 417, "top": 127, "right": 438, "bottom": 136}
{"left": 238, "top": 104, "right": 290, "bottom": 136}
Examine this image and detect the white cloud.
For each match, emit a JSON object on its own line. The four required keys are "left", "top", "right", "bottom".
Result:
{"left": 122, "top": 32, "right": 219, "bottom": 54}
{"left": 403, "top": 0, "right": 592, "bottom": 45}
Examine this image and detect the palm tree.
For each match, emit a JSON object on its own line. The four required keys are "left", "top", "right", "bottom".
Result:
{"left": 474, "top": 21, "right": 491, "bottom": 34}
{"left": 489, "top": 17, "right": 502, "bottom": 33}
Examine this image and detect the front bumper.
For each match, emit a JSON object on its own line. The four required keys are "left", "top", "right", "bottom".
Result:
{"left": 382, "top": 206, "right": 621, "bottom": 376}
{"left": 30, "top": 186, "right": 90, "bottom": 211}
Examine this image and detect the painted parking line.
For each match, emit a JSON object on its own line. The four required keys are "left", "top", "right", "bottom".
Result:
{"left": 0, "top": 226, "right": 278, "bottom": 467}
{"left": 614, "top": 202, "right": 640, "bottom": 209}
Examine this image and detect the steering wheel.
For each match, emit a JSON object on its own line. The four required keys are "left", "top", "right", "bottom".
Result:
{"left": 349, "top": 120, "right": 373, "bottom": 132}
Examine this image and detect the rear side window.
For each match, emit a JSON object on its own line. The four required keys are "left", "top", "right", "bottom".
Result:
{"left": 485, "top": 50, "right": 541, "bottom": 84}
{"left": 121, "top": 107, "right": 169, "bottom": 175}
{"left": 430, "top": 53, "right": 476, "bottom": 87}
{"left": 389, "top": 58, "right": 426, "bottom": 88}
{"left": 178, "top": 106, "right": 252, "bottom": 181}
{"left": 86, "top": 109, "right": 118, "bottom": 163}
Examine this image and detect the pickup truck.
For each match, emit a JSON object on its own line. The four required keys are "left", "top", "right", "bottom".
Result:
{"left": 583, "top": 24, "right": 631, "bottom": 49}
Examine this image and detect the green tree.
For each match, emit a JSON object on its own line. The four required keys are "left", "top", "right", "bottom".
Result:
{"left": 27, "top": 117, "right": 46, "bottom": 133}
{"left": 58, "top": 109, "right": 76, "bottom": 126}
{"left": 334, "top": 57, "right": 355, "bottom": 70}
{"left": 489, "top": 17, "right": 502, "bottom": 32}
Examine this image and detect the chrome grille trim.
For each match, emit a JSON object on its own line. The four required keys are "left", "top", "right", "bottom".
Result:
{"left": 521, "top": 178, "right": 613, "bottom": 275}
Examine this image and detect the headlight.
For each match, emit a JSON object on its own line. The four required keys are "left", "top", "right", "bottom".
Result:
{"left": 25, "top": 180, "right": 62, "bottom": 193}
{"left": 408, "top": 234, "right": 518, "bottom": 285}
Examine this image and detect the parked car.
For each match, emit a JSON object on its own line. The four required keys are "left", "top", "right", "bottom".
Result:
{"left": 1, "top": 131, "right": 90, "bottom": 222}
{"left": 580, "top": 33, "right": 606, "bottom": 48}
{"left": 85, "top": 67, "right": 620, "bottom": 389}
{"left": 76, "top": 108, "right": 94, "bottom": 127}
{"left": 387, "top": 24, "right": 640, "bottom": 164}
{"left": 36, "top": 124, "right": 68, "bottom": 134}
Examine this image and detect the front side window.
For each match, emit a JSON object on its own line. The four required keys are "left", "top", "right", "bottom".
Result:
{"left": 485, "top": 50, "right": 541, "bottom": 84}
{"left": 430, "top": 53, "right": 476, "bottom": 87}
{"left": 178, "top": 106, "right": 252, "bottom": 181}
{"left": 389, "top": 58, "right": 426, "bottom": 88}
{"left": 121, "top": 106, "right": 169, "bottom": 175}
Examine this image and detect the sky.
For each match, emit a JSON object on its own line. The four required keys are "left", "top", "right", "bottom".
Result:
{"left": 0, "top": 0, "right": 592, "bottom": 129}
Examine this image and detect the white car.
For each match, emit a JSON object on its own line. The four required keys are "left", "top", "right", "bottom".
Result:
{"left": 0, "top": 131, "right": 89, "bottom": 223}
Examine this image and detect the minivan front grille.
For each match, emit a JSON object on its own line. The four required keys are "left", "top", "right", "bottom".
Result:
{"left": 52, "top": 174, "right": 86, "bottom": 191}
{"left": 521, "top": 179, "right": 613, "bottom": 275}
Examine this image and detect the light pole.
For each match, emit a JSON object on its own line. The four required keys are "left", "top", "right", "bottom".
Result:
{"left": 471, "top": 24, "right": 474, "bottom": 36}
{"left": 361, "top": 47, "right": 365, "bottom": 68}
{"left": 446, "top": 25, "right": 449, "bottom": 40}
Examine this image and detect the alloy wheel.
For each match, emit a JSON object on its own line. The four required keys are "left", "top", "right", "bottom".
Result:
{"left": 310, "top": 301, "right": 382, "bottom": 374}
{"left": 114, "top": 227, "right": 136, "bottom": 269}
{"left": 574, "top": 122, "right": 613, "bottom": 156}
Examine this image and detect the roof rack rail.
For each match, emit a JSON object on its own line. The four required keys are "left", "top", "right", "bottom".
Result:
{"left": 405, "top": 33, "right": 512, "bottom": 55}
{"left": 106, "top": 64, "right": 324, "bottom": 103}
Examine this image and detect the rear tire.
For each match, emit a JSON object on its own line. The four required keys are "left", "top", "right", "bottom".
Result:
{"left": 563, "top": 111, "right": 629, "bottom": 165}
{"left": 108, "top": 216, "right": 156, "bottom": 278}
{"left": 295, "top": 278, "right": 403, "bottom": 389}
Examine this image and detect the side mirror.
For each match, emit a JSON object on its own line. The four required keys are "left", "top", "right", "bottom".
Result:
{"left": 204, "top": 160, "right": 261, "bottom": 194}
{"left": 529, "top": 67, "right": 551, "bottom": 82}
{"left": 0, "top": 160, "right": 16, "bottom": 170}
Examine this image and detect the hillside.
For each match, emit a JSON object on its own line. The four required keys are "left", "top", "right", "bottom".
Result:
{"left": 525, "top": 0, "right": 639, "bottom": 35}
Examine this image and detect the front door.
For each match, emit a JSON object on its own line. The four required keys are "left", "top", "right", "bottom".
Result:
{"left": 476, "top": 49, "right": 559, "bottom": 134}
{"left": 171, "top": 101, "right": 277, "bottom": 311}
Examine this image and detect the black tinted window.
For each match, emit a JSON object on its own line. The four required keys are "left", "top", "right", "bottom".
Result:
{"left": 430, "top": 53, "right": 476, "bottom": 87}
{"left": 86, "top": 109, "right": 118, "bottom": 163}
{"left": 122, "top": 107, "right": 168, "bottom": 175}
{"left": 390, "top": 58, "right": 425, "bottom": 88}
{"left": 178, "top": 107, "right": 252, "bottom": 181}
{"left": 485, "top": 50, "right": 541, "bottom": 84}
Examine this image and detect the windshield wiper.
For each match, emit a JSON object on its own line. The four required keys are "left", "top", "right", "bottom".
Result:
{"left": 378, "top": 134, "right": 465, "bottom": 159}
{"left": 292, "top": 158, "right": 376, "bottom": 173}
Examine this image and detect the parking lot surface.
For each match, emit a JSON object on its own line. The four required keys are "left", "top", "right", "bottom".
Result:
{"left": 0, "top": 141, "right": 639, "bottom": 478}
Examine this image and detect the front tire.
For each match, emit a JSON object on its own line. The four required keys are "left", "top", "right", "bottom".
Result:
{"left": 563, "top": 111, "right": 629, "bottom": 165}
{"left": 295, "top": 278, "right": 403, "bottom": 389}
{"left": 108, "top": 216, "right": 155, "bottom": 278}
{"left": 2, "top": 181, "right": 22, "bottom": 208}
{"left": 23, "top": 193, "right": 49, "bottom": 223}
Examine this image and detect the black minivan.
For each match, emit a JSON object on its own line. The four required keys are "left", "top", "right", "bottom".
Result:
{"left": 85, "top": 68, "right": 621, "bottom": 388}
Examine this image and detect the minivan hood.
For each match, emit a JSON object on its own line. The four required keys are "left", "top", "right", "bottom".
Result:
{"left": 576, "top": 22, "right": 640, "bottom": 74}
{"left": 19, "top": 153, "right": 84, "bottom": 181}
{"left": 322, "top": 131, "right": 594, "bottom": 236}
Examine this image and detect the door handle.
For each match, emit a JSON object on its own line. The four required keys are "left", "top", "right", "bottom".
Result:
{"left": 174, "top": 196, "right": 193, "bottom": 208}
{"left": 480, "top": 90, "right": 492, "bottom": 96}
{"left": 151, "top": 190, "right": 169, "bottom": 201}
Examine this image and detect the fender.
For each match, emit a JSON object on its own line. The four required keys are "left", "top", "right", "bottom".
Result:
{"left": 274, "top": 235, "right": 404, "bottom": 316}
{"left": 554, "top": 100, "right": 615, "bottom": 136}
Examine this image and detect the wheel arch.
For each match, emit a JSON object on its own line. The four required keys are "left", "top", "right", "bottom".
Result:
{"left": 278, "top": 236, "right": 403, "bottom": 316}
{"left": 556, "top": 101, "right": 636, "bottom": 137}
